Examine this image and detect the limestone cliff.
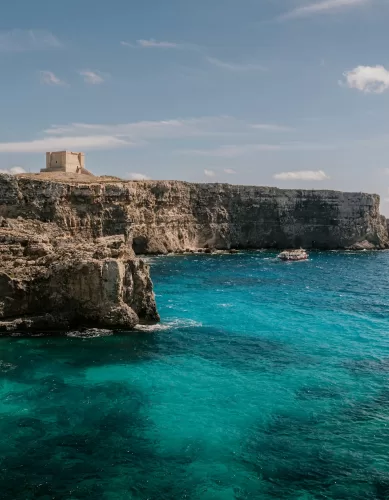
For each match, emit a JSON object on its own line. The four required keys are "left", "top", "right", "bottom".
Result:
{"left": 0, "top": 175, "right": 160, "bottom": 333}
{"left": 1, "top": 175, "right": 387, "bottom": 254}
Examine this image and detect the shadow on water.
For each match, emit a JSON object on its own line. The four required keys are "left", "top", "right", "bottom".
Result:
{"left": 341, "top": 388, "right": 389, "bottom": 423}
{"left": 0, "top": 324, "right": 312, "bottom": 378}
{"left": 342, "top": 357, "right": 389, "bottom": 375}
{"left": 0, "top": 334, "right": 202, "bottom": 499}
{"left": 174, "top": 327, "right": 317, "bottom": 372}
{"left": 0, "top": 372, "right": 208, "bottom": 499}
{"left": 295, "top": 385, "right": 342, "bottom": 401}
{"left": 0, "top": 327, "right": 317, "bottom": 499}
{"left": 233, "top": 376, "right": 389, "bottom": 500}
{"left": 236, "top": 407, "right": 389, "bottom": 500}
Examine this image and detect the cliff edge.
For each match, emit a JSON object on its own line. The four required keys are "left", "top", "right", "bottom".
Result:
{"left": 2, "top": 175, "right": 388, "bottom": 253}
{"left": 0, "top": 175, "right": 160, "bottom": 333}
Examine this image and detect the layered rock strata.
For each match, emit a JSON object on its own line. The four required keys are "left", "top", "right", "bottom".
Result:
{"left": 1, "top": 175, "right": 387, "bottom": 254}
{"left": 0, "top": 178, "right": 160, "bottom": 333}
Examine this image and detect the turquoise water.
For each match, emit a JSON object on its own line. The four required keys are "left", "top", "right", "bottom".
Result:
{"left": 1, "top": 252, "right": 389, "bottom": 499}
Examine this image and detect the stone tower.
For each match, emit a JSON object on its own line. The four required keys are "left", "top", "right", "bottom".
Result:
{"left": 41, "top": 151, "right": 92, "bottom": 175}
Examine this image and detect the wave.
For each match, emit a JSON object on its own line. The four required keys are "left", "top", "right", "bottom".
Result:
{"left": 63, "top": 319, "right": 202, "bottom": 336}
{"left": 66, "top": 328, "right": 113, "bottom": 338}
{"left": 134, "top": 318, "right": 202, "bottom": 332}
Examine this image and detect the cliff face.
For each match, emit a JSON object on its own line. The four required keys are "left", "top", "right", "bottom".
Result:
{"left": 1, "top": 176, "right": 387, "bottom": 254}
{"left": 125, "top": 183, "right": 389, "bottom": 252}
{"left": 0, "top": 175, "right": 160, "bottom": 333}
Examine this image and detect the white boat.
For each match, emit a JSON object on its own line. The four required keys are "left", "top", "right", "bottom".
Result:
{"left": 278, "top": 249, "right": 308, "bottom": 261}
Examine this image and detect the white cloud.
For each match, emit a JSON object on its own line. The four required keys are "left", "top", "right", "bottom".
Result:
{"left": 121, "top": 39, "right": 178, "bottom": 49}
{"left": 281, "top": 0, "right": 368, "bottom": 19}
{"left": 0, "top": 135, "right": 131, "bottom": 153}
{"left": 127, "top": 173, "right": 150, "bottom": 180}
{"left": 251, "top": 123, "right": 295, "bottom": 132}
{"left": 79, "top": 70, "right": 105, "bottom": 85}
{"left": 0, "top": 166, "right": 26, "bottom": 175}
{"left": 40, "top": 71, "right": 66, "bottom": 86}
{"left": 204, "top": 169, "right": 216, "bottom": 177}
{"left": 206, "top": 57, "right": 267, "bottom": 72}
{"left": 224, "top": 168, "right": 236, "bottom": 174}
{"left": 342, "top": 65, "right": 389, "bottom": 93}
{"left": 273, "top": 170, "right": 329, "bottom": 181}
{"left": 0, "top": 29, "right": 62, "bottom": 52}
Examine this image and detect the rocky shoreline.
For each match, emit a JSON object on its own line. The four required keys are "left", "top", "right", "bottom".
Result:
{"left": 0, "top": 217, "right": 159, "bottom": 334}
{"left": 0, "top": 173, "right": 388, "bottom": 334}
{"left": 140, "top": 239, "right": 380, "bottom": 256}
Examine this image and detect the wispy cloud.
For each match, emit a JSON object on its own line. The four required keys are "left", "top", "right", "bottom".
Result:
{"left": 79, "top": 70, "right": 105, "bottom": 85}
{"left": 251, "top": 123, "right": 295, "bottom": 132}
{"left": 121, "top": 41, "right": 266, "bottom": 73}
{"left": 0, "top": 135, "right": 130, "bottom": 153}
{"left": 224, "top": 168, "right": 236, "bottom": 174}
{"left": 280, "top": 0, "right": 368, "bottom": 19}
{"left": 341, "top": 65, "right": 389, "bottom": 93}
{"left": 127, "top": 172, "right": 150, "bottom": 180}
{"left": 182, "top": 144, "right": 281, "bottom": 158}
{"left": 44, "top": 117, "right": 248, "bottom": 140}
{"left": 0, "top": 29, "right": 62, "bottom": 52}
{"left": 180, "top": 141, "right": 332, "bottom": 158}
{"left": 0, "top": 166, "right": 26, "bottom": 175}
{"left": 121, "top": 39, "right": 179, "bottom": 49}
{"left": 0, "top": 117, "right": 229, "bottom": 154}
{"left": 206, "top": 57, "right": 267, "bottom": 72}
{"left": 40, "top": 71, "right": 66, "bottom": 86}
{"left": 0, "top": 117, "right": 307, "bottom": 155}
{"left": 273, "top": 170, "right": 329, "bottom": 181}
{"left": 204, "top": 169, "right": 216, "bottom": 177}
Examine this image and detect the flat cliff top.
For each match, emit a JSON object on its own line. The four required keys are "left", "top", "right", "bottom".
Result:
{"left": 11, "top": 173, "right": 377, "bottom": 198}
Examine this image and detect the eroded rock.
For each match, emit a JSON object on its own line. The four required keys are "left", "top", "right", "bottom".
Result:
{"left": 0, "top": 217, "right": 159, "bottom": 334}
{"left": 1, "top": 175, "right": 387, "bottom": 253}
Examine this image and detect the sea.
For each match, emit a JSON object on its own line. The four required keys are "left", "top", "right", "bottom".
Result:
{"left": 1, "top": 251, "right": 389, "bottom": 499}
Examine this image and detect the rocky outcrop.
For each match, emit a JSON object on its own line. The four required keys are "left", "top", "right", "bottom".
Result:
{"left": 0, "top": 200, "right": 159, "bottom": 334}
{"left": 1, "top": 175, "right": 387, "bottom": 254}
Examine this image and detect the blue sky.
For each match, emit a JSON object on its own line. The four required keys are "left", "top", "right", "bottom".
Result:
{"left": 2, "top": 0, "right": 389, "bottom": 210}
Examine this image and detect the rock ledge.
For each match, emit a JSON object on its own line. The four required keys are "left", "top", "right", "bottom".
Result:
{"left": 0, "top": 217, "right": 159, "bottom": 334}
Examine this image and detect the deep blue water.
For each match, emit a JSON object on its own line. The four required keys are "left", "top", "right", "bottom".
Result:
{"left": 1, "top": 252, "right": 389, "bottom": 499}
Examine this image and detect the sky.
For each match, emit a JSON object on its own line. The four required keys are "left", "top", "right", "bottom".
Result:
{"left": 2, "top": 0, "right": 389, "bottom": 211}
